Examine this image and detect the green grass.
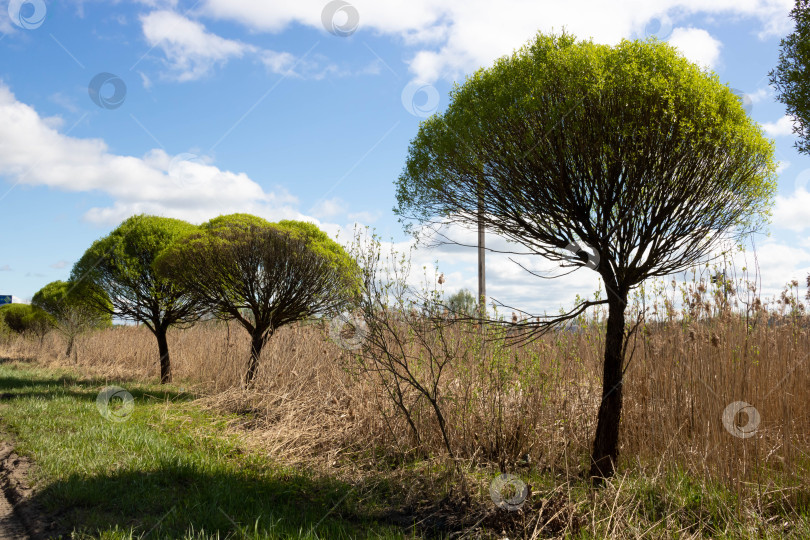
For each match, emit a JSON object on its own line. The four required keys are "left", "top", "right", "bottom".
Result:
{"left": 0, "top": 361, "right": 417, "bottom": 539}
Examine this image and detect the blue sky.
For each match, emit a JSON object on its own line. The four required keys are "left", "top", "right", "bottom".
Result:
{"left": 0, "top": 0, "right": 808, "bottom": 313}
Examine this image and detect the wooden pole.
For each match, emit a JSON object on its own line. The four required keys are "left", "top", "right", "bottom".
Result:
{"left": 477, "top": 183, "right": 486, "bottom": 315}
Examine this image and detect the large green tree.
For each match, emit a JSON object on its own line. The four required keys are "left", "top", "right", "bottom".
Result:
{"left": 395, "top": 33, "right": 777, "bottom": 480}
{"left": 770, "top": 0, "right": 810, "bottom": 155}
{"left": 71, "top": 215, "right": 203, "bottom": 383}
{"left": 157, "top": 214, "right": 361, "bottom": 385}
{"left": 32, "top": 280, "right": 111, "bottom": 358}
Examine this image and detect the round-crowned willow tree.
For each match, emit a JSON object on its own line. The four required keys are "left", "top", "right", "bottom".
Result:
{"left": 156, "top": 214, "right": 362, "bottom": 386}
{"left": 71, "top": 215, "right": 203, "bottom": 383}
{"left": 395, "top": 33, "right": 777, "bottom": 481}
{"left": 32, "top": 280, "right": 112, "bottom": 358}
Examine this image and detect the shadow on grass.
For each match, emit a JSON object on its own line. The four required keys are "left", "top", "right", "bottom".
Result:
{"left": 0, "top": 371, "right": 193, "bottom": 404}
{"left": 0, "top": 364, "right": 416, "bottom": 538}
{"left": 33, "top": 463, "right": 403, "bottom": 539}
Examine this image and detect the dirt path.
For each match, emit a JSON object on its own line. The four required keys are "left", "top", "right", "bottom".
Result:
{"left": 0, "top": 488, "right": 27, "bottom": 540}
{"left": 0, "top": 442, "right": 32, "bottom": 540}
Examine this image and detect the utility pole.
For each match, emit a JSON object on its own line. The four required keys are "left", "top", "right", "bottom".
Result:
{"left": 477, "top": 181, "right": 486, "bottom": 316}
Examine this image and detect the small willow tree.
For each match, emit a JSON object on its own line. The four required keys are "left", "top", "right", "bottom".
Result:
{"left": 32, "top": 280, "right": 111, "bottom": 358}
{"left": 71, "top": 215, "right": 203, "bottom": 383}
{"left": 157, "top": 214, "right": 361, "bottom": 386}
{"left": 395, "top": 33, "right": 777, "bottom": 481}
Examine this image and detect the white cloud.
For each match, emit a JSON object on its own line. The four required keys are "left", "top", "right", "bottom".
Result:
{"left": 49, "top": 260, "right": 70, "bottom": 269}
{"left": 0, "top": 81, "right": 303, "bottom": 225}
{"left": 762, "top": 115, "right": 796, "bottom": 137}
{"left": 734, "top": 241, "right": 810, "bottom": 297}
{"left": 773, "top": 189, "right": 810, "bottom": 232}
{"left": 747, "top": 87, "right": 772, "bottom": 104}
{"left": 199, "top": 0, "right": 791, "bottom": 82}
{"left": 135, "top": 0, "right": 179, "bottom": 7}
{"left": 348, "top": 210, "right": 382, "bottom": 223}
{"left": 140, "top": 11, "right": 341, "bottom": 80}
{"left": 668, "top": 27, "right": 723, "bottom": 69}
{"left": 140, "top": 10, "right": 255, "bottom": 81}
{"left": 137, "top": 70, "right": 153, "bottom": 90}
{"left": 311, "top": 197, "right": 348, "bottom": 219}
{"left": 260, "top": 50, "right": 340, "bottom": 79}
{"left": 260, "top": 50, "right": 297, "bottom": 74}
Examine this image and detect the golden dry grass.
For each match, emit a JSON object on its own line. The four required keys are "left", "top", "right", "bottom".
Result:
{"left": 5, "top": 307, "right": 807, "bottom": 482}
{"left": 2, "top": 277, "right": 809, "bottom": 537}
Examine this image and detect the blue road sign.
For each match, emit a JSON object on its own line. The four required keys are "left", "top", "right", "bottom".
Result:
{"left": 0, "top": 295, "right": 11, "bottom": 306}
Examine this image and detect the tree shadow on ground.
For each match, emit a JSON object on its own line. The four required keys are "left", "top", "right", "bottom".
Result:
{"left": 0, "top": 372, "right": 192, "bottom": 404}
{"left": 31, "top": 463, "right": 406, "bottom": 539}
{"left": 0, "top": 366, "right": 417, "bottom": 538}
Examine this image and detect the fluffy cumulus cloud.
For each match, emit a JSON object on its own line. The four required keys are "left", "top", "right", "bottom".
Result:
{"left": 141, "top": 10, "right": 255, "bottom": 81}
{"left": 667, "top": 27, "right": 723, "bottom": 69}
{"left": 198, "top": 0, "right": 793, "bottom": 82}
{"left": 0, "top": 81, "right": 304, "bottom": 225}
{"left": 140, "top": 11, "right": 336, "bottom": 80}
{"left": 771, "top": 166, "right": 810, "bottom": 232}
{"left": 773, "top": 192, "right": 810, "bottom": 232}
{"left": 762, "top": 115, "right": 797, "bottom": 137}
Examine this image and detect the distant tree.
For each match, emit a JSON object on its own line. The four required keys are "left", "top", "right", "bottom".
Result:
{"left": 769, "top": 0, "right": 810, "bottom": 155}
{"left": 447, "top": 288, "right": 477, "bottom": 317}
{"left": 32, "top": 280, "right": 111, "bottom": 359}
{"left": 157, "top": 214, "right": 361, "bottom": 386}
{"left": 0, "top": 303, "right": 52, "bottom": 343}
{"left": 71, "top": 215, "right": 203, "bottom": 383}
{"left": 395, "top": 33, "right": 777, "bottom": 480}
{"left": 0, "top": 304, "right": 32, "bottom": 334}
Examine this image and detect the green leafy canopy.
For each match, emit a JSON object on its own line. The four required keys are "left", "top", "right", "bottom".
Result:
{"left": 173, "top": 214, "right": 363, "bottom": 299}
{"left": 769, "top": 0, "right": 810, "bottom": 155}
{"left": 70, "top": 214, "right": 200, "bottom": 319}
{"left": 396, "top": 32, "right": 777, "bottom": 238}
{"left": 32, "top": 280, "right": 112, "bottom": 328}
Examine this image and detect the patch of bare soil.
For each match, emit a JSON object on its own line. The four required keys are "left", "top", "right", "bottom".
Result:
{"left": 0, "top": 439, "right": 50, "bottom": 540}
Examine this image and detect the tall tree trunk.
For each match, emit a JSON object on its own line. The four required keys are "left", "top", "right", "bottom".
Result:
{"left": 244, "top": 330, "right": 268, "bottom": 386}
{"left": 156, "top": 326, "right": 171, "bottom": 384}
{"left": 590, "top": 288, "right": 628, "bottom": 482}
{"left": 65, "top": 335, "right": 74, "bottom": 358}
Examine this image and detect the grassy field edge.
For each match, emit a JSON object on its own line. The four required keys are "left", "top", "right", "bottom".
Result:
{"left": 0, "top": 359, "right": 418, "bottom": 539}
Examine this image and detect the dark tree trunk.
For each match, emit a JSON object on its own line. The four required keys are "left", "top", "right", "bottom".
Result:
{"left": 156, "top": 326, "right": 171, "bottom": 384}
{"left": 590, "top": 288, "right": 628, "bottom": 482}
{"left": 244, "top": 330, "right": 267, "bottom": 386}
{"left": 65, "top": 336, "right": 74, "bottom": 358}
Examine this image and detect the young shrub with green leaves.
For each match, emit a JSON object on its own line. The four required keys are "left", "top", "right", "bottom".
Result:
{"left": 32, "top": 280, "right": 111, "bottom": 359}
{"left": 395, "top": 32, "right": 777, "bottom": 481}
{"left": 0, "top": 303, "right": 53, "bottom": 343}
{"left": 157, "top": 214, "right": 361, "bottom": 386}
{"left": 71, "top": 215, "right": 204, "bottom": 383}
